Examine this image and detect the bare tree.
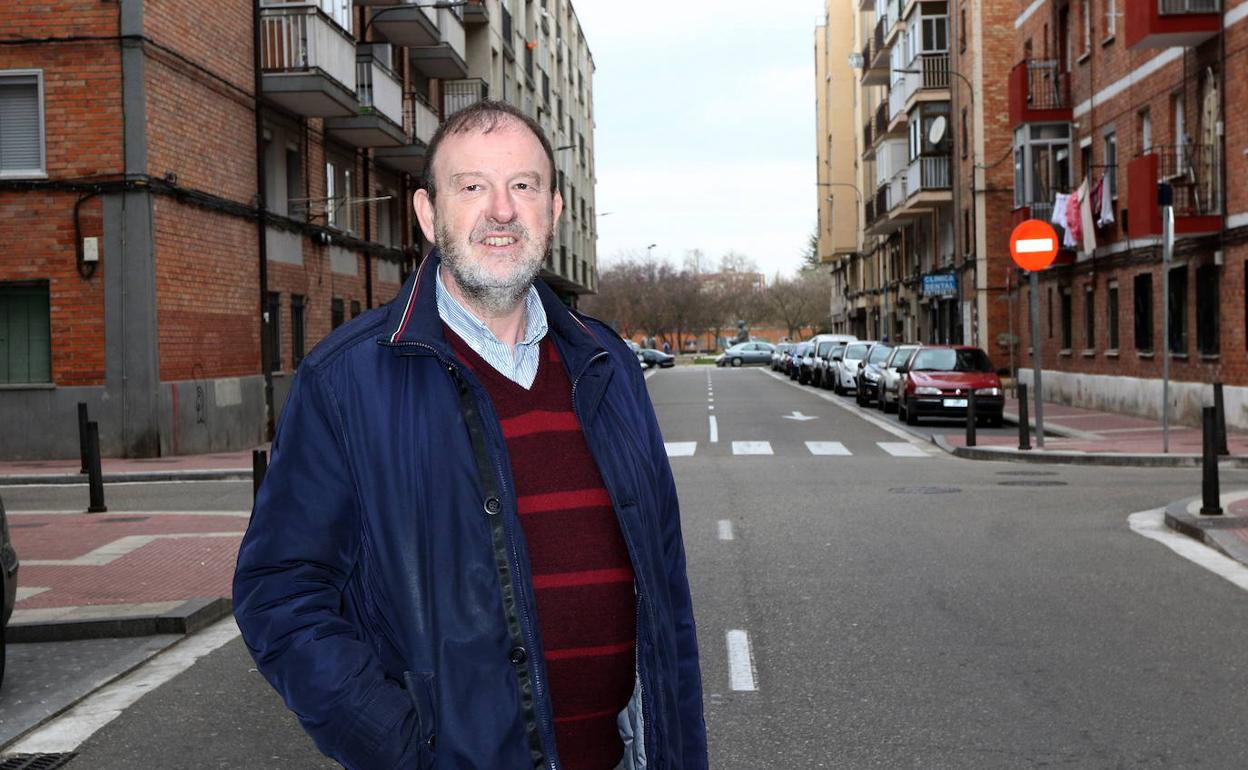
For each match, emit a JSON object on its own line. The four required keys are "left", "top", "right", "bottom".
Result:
{"left": 761, "top": 269, "right": 832, "bottom": 340}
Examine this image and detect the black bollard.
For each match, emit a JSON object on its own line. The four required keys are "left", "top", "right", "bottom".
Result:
{"left": 78, "top": 402, "right": 90, "bottom": 474}
{"left": 252, "top": 449, "right": 268, "bottom": 501}
{"left": 965, "top": 390, "right": 977, "bottom": 447}
{"left": 1201, "top": 406, "right": 1222, "bottom": 516}
{"left": 87, "top": 421, "right": 107, "bottom": 513}
{"left": 1017, "top": 383, "right": 1032, "bottom": 451}
{"left": 1213, "top": 382, "right": 1228, "bottom": 456}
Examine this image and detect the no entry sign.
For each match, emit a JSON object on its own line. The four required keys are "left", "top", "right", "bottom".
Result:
{"left": 1009, "top": 219, "right": 1059, "bottom": 271}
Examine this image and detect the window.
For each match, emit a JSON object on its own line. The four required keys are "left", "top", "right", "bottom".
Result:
{"left": 291, "top": 294, "right": 306, "bottom": 368}
{"left": 1080, "top": 0, "right": 1091, "bottom": 55}
{"left": 1103, "top": 0, "right": 1116, "bottom": 40}
{"left": 0, "top": 71, "right": 46, "bottom": 178}
{"left": 265, "top": 292, "right": 282, "bottom": 372}
{"left": 1084, "top": 284, "right": 1095, "bottom": 349}
{"left": 326, "top": 159, "right": 355, "bottom": 232}
{"left": 961, "top": 107, "right": 968, "bottom": 159}
{"left": 920, "top": 6, "right": 949, "bottom": 54}
{"left": 1134, "top": 273, "right": 1153, "bottom": 351}
{"left": 959, "top": 6, "right": 967, "bottom": 52}
{"left": 331, "top": 298, "right": 345, "bottom": 330}
{"left": 0, "top": 281, "right": 51, "bottom": 383}
{"left": 1061, "top": 287, "right": 1072, "bottom": 349}
{"left": 285, "top": 146, "right": 303, "bottom": 218}
{"left": 1013, "top": 123, "right": 1072, "bottom": 210}
{"left": 1167, "top": 264, "right": 1187, "bottom": 354}
{"left": 1103, "top": 131, "right": 1117, "bottom": 199}
{"left": 351, "top": 299, "right": 361, "bottom": 318}
{"left": 1139, "top": 108, "right": 1152, "bottom": 154}
{"left": 1107, "top": 282, "right": 1119, "bottom": 350}
{"left": 1196, "top": 265, "right": 1218, "bottom": 355}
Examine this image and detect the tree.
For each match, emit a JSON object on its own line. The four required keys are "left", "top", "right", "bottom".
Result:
{"left": 761, "top": 269, "right": 832, "bottom": 340}
{"left": 802, "top": 227, "right": 821, "bottom": 271}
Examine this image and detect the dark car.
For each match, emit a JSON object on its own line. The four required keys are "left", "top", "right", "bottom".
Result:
{"left": 0, "top": 491, "right": 18, "bottom": 687}
{"left": 897, "top": 345, "right": 1004, "bottom": 426}
{"left": 788, "top": 342, "right": 814, "bottom": 381}
{"left": 854, "top": 343, "right": 894, "bottom": 406}
{"left": 639, "top": 348, "right": 675, "bottom": 369}
{"left": 716, "top": 341, "right": 775, "bottom": 367}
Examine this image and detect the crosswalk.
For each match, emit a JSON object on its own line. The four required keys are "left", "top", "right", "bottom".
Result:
{"left": 663, "top": 440, "right": 937, "bottom": 458}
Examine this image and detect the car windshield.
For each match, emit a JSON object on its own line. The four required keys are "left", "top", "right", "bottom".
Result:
{"left": 816, "top": 341, "right": 836, "bottom": 356}
{"left": 795, "top": 343, "right": 813, "bottom": 356}
{"left": 867, "top": 345, "right": 893, "bottom": 364}
{"left": 910, "top": 348, "right": 994, "bottom": 372}
{"left": 844, "top": 343, "right": 869, "bottom": 360}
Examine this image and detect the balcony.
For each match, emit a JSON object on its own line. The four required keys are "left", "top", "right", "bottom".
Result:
{"left": 375, "top": 91, "right": 440, "bottom": 174}
{"left": 1126, "top": 146, "right": 1222, "bottom": 238}
{"left": 410, "top": 7, "right": 468, "bottom": 78}
{"left": 1126, "top": 0, "right": 1220, "bottom": 49}
{"left": 260, "top": 3, "right": 358, "bottom": 117}
{"left": 890, "top": 155, "right": 951, "bottom": 217}
{"left": 462, "top": 0, "right": 488, "bottom": 25}
{"left": 442, "top": 77, "right": 488, "bottom": 116}
{"left": 860, "top": 0, "right": 875, "bottom": 9}
{"left": 326, "top": 45, "right": 406, "bottom": 147}
{"left": 866, "top": 184, "right": 903, "bottom": 235}
{"left": 862, "top": 117, "right": 875, "bottom": 160}
{"left": 861, "top": 39, "right": 889, "bottom": 86}
{"left": 369, "top": 1, "right": 439, "bottom": 47}
{"left": 1009, "top": 59, "right": 1072, "bottom": 128}
{"left": 870, "top": 16, "right": 891, "bottom": 70}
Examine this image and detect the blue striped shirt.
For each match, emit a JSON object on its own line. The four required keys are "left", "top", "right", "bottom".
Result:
{"left": 435, "top": 267, "right": 548, "bottom": 389}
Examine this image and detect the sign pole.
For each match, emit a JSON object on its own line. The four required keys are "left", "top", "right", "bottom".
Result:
{"left": 1029, "top": 270, "right": 1045, "bottom": 448}
{"left": 1161, "top": 204, "right": 1173, "bottom": 454}
{"left": 1009, "top": 219, "right": 1057, "bottom": 451}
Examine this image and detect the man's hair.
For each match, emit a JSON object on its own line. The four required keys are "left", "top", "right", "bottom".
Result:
{"left": 421, "top": 100, "right": 557, "bottom": 204}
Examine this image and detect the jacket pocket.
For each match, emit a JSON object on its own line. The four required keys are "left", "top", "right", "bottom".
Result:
{"left": 402, "top": 671, "right": 438, "bottom": 767}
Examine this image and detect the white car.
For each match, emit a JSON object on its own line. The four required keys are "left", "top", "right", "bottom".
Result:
{"left": 876, "top": 344, "right": 921, "bottom": 413}
{"left": 832, "top": 340, "right": 877, "bottom": 395}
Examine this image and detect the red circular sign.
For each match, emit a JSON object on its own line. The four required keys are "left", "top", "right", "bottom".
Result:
{"left": 1009, "top": 219, "right": 1060, "bottom": 271}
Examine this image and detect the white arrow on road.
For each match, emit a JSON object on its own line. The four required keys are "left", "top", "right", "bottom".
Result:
{"left": 782, "top": 411, "right": 818, "bottom": 421}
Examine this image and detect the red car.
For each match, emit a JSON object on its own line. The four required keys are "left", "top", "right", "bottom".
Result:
{"left": 897, "top": 345, "right": 1004, "bottom": 427}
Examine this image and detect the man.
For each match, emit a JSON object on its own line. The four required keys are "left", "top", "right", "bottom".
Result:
{"left": 233, "top": 101, "right": 707, "bottom": 770}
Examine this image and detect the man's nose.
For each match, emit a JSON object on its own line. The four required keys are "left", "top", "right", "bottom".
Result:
{"left": 487, "top": 186, "right": 517, "bottom": 222}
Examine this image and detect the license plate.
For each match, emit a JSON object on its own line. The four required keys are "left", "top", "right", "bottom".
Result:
{"left": 943, "top": 398, "right": 968, "bottom": 408}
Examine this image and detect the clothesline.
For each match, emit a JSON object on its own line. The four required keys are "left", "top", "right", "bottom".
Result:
{"left": 1047, "top": 173, "right": 1115, "bottom": 254}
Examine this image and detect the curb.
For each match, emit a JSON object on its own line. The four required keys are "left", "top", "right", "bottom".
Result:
{"left": 0, "top": 469, "right": 252, "bottom": 486}
{"left": 8, "top": 596, "right": 233, "bottom": 643}
{"left": 931, "top": 434, "right": 1248, "bottom": 468}
{"left": 1164, "top": 496, "right": 1248, "bottom": 567}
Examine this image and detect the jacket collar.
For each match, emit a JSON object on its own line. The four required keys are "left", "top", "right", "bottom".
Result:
{"left": 379, "top": 251, "right": 607, "bottom": 375}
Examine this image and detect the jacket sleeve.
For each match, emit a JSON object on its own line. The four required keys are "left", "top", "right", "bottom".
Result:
{"left": 628, "top": 353, "right": 709, "bottom": 769}
{"left": 233, "top": 366, "right": 424, "bottom": 769}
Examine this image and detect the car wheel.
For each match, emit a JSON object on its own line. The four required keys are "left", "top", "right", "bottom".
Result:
{"left": 988, "top": 414, "right": 1003, "bottom": 428}
{"left": 731, "top": 357, "right": 742, "bottom": 367}
{"left": 904, "top": 399, "right": 919, "bottom": 425}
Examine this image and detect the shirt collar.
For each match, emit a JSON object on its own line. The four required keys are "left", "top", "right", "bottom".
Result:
{"left": 434, "top": 265, "right": 548, "bottom": 349}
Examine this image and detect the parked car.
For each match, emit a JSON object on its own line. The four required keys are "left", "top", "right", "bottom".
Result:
{"left": 716, "top": 341, "right": 776, "bottom": 367}
{"left": 797, "top": 341, "right": 823, "bottom": 385}
{"left": 897, "top": 345, "right": 1004, "bottom": 426}
{"left": 636, "top": 351, "right": 647, "bottom": 369}
{"left": 788, "top": 342, "right": 813, "bottom": 381}
{"left": 808, "top": 334, "right": 857, "bottom": 388}
{"left": 0, "top": 491, "right": 18, "bottom": 688}
{"left": 854, "top": 342, "right": 894, "bottom": 406}
{"left": 772, "top": 342, "right": 794, "bottom": 372}
{"left": 639, "top": 348, "right": 675, "bottom": 369}
{"left": 876, "top": 344, "right": 921, "bottom": 413}
{"left": 831, "top": 340, "right": 877, "bottom": 394}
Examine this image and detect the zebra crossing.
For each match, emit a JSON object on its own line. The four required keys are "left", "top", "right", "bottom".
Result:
{"left": 663, "top": 439, "right": 938, "bottom": 458}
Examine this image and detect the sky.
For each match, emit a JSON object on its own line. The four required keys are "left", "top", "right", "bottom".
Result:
{"left": 574, "top": 0, "right": 828, "bottom": 281}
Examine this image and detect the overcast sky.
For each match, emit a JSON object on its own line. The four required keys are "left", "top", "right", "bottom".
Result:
{"left": 575, "top": 0, "right": 827, "bottom": 282}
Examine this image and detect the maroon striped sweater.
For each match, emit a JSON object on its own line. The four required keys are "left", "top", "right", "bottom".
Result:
{"left": 448, "top": 329, "right": 636, "bottom": 770}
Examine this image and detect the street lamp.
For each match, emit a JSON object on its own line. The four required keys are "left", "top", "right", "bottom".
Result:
{"left": 645, "top": 243, "right": 656, "bottom": 260}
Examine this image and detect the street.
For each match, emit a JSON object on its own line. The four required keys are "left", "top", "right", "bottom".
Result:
{"left": 6, "top": 366, "right": 1248, "bottom": 768}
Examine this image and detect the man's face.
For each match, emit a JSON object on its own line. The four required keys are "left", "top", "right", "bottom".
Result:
{"left": 414, "top": 120, "right": 562, "bottom": 314}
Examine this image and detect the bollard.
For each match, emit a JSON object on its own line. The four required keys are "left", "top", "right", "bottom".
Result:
{"left": 1017, "top": 383, "right": 1032, "bottom": 451}
{"left": 78, "top": 402, "right": 90, "bottom": 474}
{"left": 1213, "top": 382, "right": 1228, "bottom": 456}
{"left": 252, "top": 449, "right": 268, "bottom": 501}
{"left": 1201, "top": 406, "right": 1223, "bottom": 516}
{"left": 86, "top": 421, "right": 107, "bottom": 513}
{"left": 965, "top": 390, "right": 977, "bottom": 447}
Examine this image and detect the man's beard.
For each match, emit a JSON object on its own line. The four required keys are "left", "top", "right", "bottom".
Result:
{"left": 436, "top": 214, "right": 552, "bottom": 316}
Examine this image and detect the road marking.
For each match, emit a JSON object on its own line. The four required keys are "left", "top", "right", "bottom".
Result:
{"left": 717, "top": 519, "right": 734, "bottom": 540}
{"left": 759, "top": 369, "right": 933, "bottom": 445}
{"left": 708, "top": 405, "right": 715, "bottom": 411}
{"left": 23, "top": 532, "right": 245, "bottom": 567}
{"left": 726, "top": 630, "right": 758, "bottom": 691}
{"left": 1129, "top": 509, "right": 1248, "bottom": 592}
{"left": 664, "top": 442, "right": 697, "bottom": 457}
{"left": 878, "top": 442, "right": 930, "bottom": 458}
{"left": 732, "top": 441, "right": 773, "bottom": 456}
{"left": 782, "top": 411, "right": 818, "bottom": 421}
{"left": 15, "top": 586, "right": 49, "bottom": 602}
{"left": 805, "top": 441, "right": 851, "bottom": 456}
{"left": 4, "top": 616, "right": 242, "bottom": 755}
{"left": 709, "top": 416, "right": 719, "bottom": 443}
{"left": 708, "top": 398, "right": 714, "bottom": 403}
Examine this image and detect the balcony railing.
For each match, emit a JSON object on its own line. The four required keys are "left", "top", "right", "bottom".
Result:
{"left": 874, "top": 99, "right": 888, "bottom": 138}
{"left": 1025, "top": 59, "right": 1069, "bottom": 110}
{"left": 1160, "top": 0, "right": 1219, "bottom": 13}
{"left": 356, "top": 53, "right": 403, "bottom": 127}
{"left": 1153, "top": 143, "right": 1220, "bottom": 215}
{"left": 903, "top": 155, "right": 951, "bottom": 198}
{"left": 260, "top": 3, "right": 356, "bottom": 91}
{"left": 404, "top": 90, "right": 440, "bottom": 145}
{"left": 443, "top": 77, "right": 488, "bottom": 116}
{"left": 863, "top": 117, "right": 873, "bottom": 151}
{"left": 918, "top": 53, "right": 949, "bottom": 89}
{"left": 874, "top": 185, "right": 889, "bottom": 218}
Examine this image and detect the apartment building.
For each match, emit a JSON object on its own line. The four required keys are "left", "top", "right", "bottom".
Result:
{"left": 0, "top": 0, "right": 596, "bottom": 459}
{"left": 1011, "top": 0, "right": 1247, "bottom": 426}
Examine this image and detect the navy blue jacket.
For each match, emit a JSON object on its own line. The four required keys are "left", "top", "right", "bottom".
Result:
{"left": 233, "top": 254, "right": 707, "bottom": 769}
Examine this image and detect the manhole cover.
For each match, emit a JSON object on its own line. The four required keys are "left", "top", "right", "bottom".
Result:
{"left": 97, "top": 516, "right": 150, "bottom": 524}
{"left": 889, "top": 486, "right": 962, "bottom": 494}
{"left": 0, "top": 754, "right": 78, "bottom": 770}
{"left": 998, "top": 480, "right": 1069, "bottom": 487}
{"left": 995, "top": 470, "right": 1059, "bottom": 477}
{"left": 8, "top": 523, "right": 47, "bottom": 529}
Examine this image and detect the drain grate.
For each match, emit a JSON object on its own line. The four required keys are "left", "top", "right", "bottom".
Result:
{"left": 998, "top": 480, "right": 1068, "bottom": 487}
{"left": 995, "top": 470, "right": 1059, "bottom": 477}
{"left": 0, "top": 754, "right": 78, "bottom": 770}
{"left": 889, "top": 486, "right": 962, "bottom": 495}
{"left": 97, "top": 516, "right": 150, "bottom": 524}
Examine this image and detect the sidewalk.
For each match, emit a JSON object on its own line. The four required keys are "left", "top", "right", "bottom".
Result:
{"left": 0, "top": 448, "right": 261, "bottom": 485}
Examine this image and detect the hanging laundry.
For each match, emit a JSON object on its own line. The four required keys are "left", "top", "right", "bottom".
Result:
{"left": 1077, "top": 178, "right": 1097, "bottom": 254}
{"left": 1065, "top": 186, "right": 1082, "bottom": 248}
{"left": 1097, "top": 174, "right": 1115, "bottom": 228}
{"left": 1091, "top": 176, "right": 1104, "bottom": 222}
{"left": 1052, "top": 192, "right": 1077, "bottom": 248}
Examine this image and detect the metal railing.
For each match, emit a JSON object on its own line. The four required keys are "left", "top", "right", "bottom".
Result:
{"left": 1160, "top": 0, "right": 1219, "bottom": 13}
{"left": 874, "top": 15, "right": 887, "bottom": 55}
{"left": 1024, "top": 59, "right": 1069, "bottom": 110}
{"left": 919, "top": 53, "right": 949, "bottom": 89}
{"left": 403, "top": 90, "right": 440, "bottom": 145}
{"left": 1153, "top": 143, "right": 1220, "bottom": 215}
{"left": 442, "top": 77, "right": 488, "bottom": 116}
{"left": 874, "top": 185, "right": 889, "bottom": 218}
{"left": 874, "top": 99, "right": 889, "bottom": 138}
{"left": 904, "top": 154, "right": 951, "bottom": 197}
{"left": 260, "top": 3, "right": 356, "bottom": 92}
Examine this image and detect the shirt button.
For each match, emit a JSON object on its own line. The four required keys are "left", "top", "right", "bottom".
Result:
{"left": 509, "top": 646, "right": 527, "bottom": 665}
{"left": 484, "top": 497, "right": 501, "bottom": 515}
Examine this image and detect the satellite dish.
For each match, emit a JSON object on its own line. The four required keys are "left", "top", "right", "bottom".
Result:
{"left": 927, "top": 115, "right": 947, "bottom": 146}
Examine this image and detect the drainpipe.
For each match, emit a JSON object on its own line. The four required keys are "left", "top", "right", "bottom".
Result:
{"left": 253, "top": 0, "right": 273, "bottom": 439}
{"left": 363, "top": 149, "right": 374, "bottom": 308}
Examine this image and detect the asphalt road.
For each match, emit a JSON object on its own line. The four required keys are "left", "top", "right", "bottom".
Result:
{"left": 7, "top": 364, "right": 1248, "bottom": 768}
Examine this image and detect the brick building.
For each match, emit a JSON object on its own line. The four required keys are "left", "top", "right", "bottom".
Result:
{"left": 0, "top": 0, "right": 597, "bottom": 459}
{"left": 1010, "top": 0, "right": 1247, "bottom": 427}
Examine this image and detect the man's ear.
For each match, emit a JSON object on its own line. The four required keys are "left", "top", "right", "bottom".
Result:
{"left": 413, "top": 189, "right": 437, "bottom": 243}
{"left": 551, "top": 187, "right": 564, "bottom": 227}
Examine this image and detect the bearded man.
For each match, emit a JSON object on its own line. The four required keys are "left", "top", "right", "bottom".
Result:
{"left": 234, "top": 100, "right": 707, "bottom": 770}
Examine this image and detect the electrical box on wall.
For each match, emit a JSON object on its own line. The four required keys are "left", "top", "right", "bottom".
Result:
{"left": 82, "top": 237, "right": 99, "bottom": 263}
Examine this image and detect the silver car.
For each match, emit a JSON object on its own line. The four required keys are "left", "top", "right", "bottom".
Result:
{"left": 876, "top": 344, "right": 921, "bottom": 413}
{"left": 832, "top": 340, "right": 877, "bottom": 395}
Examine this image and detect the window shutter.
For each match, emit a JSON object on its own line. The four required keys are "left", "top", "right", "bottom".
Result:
{"left": 0, "top": 77, "right": 42, "bottom": 174}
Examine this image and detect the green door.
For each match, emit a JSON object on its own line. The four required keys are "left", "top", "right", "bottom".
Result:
{"left": 0, "top": 283, "right": 51, "bottom": 384}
